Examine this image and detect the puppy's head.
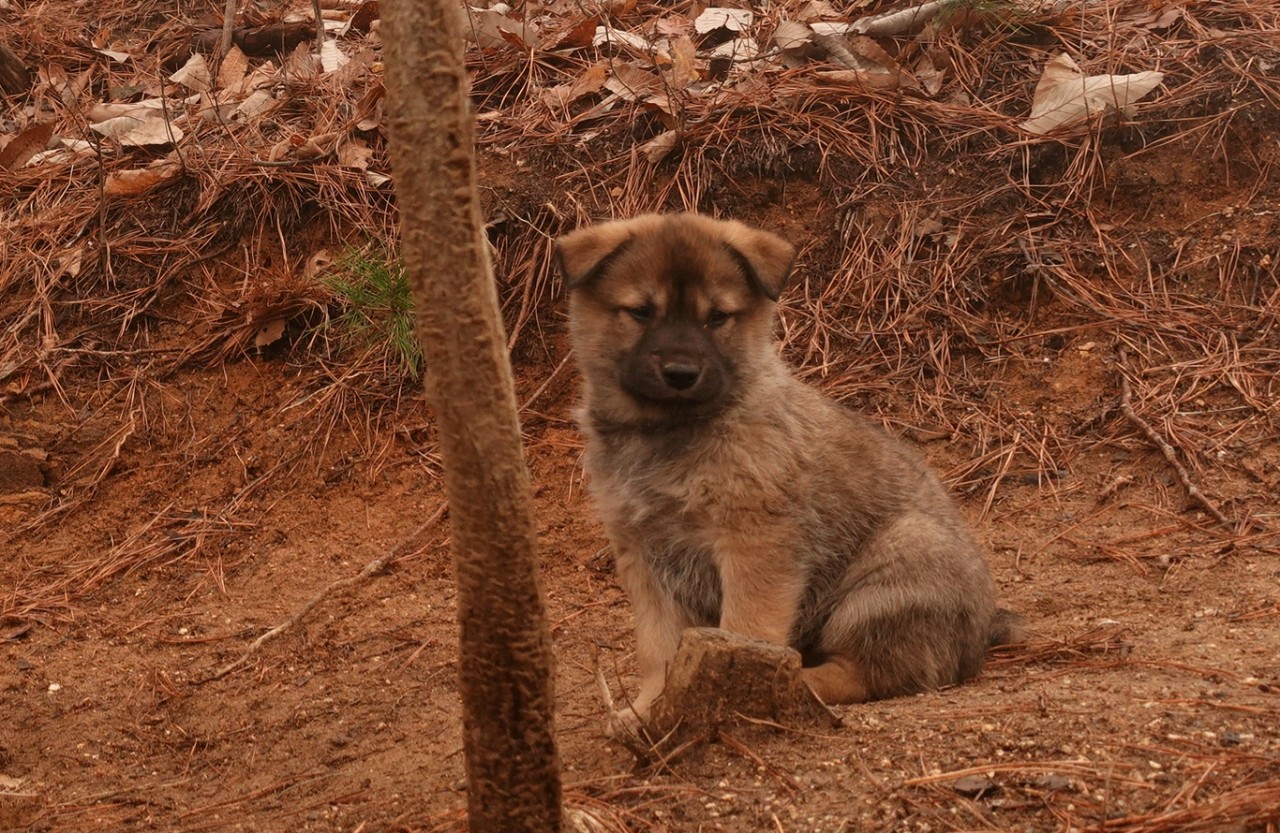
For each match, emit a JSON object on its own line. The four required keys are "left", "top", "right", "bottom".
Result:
{"left": 556, "top": 213, "right": 795, "bottom": 425}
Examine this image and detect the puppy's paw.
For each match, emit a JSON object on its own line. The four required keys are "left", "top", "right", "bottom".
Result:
{"left": 608, "top": 704, "right": 648, "bottom": 741}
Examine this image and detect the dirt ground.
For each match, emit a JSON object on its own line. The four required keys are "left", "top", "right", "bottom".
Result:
{"left": 3, "top": 0, "right": 1280, "bottom": 831}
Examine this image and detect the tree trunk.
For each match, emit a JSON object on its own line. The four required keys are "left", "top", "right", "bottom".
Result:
{"left": 380, "top": 2, "right": 563, "bottom": 830}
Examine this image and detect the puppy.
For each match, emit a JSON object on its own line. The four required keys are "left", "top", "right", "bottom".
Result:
{"left": 557, "top": 213, "right": 1020, "bottom": 722}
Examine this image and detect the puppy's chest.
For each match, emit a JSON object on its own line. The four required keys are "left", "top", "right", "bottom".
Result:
{"left": 586, "top": 431, "right": 796, "bottom": 533}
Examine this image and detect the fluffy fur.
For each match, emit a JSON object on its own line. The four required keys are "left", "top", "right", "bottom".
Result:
{"left": 558, "top": 213, "right": 1021, "bottom": 721}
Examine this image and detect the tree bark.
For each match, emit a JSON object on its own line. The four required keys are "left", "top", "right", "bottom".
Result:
{"left": 380, "top": 2, "right": 563, "bottom": 830}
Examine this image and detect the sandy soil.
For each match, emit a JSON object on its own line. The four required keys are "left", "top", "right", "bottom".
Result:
{"left": 3, "top": 7, "right": 1280, "bottom": 832}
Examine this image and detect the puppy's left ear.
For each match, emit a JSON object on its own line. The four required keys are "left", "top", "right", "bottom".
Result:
{"left": 721, "top": 222, "right": 796, "bottom": 301}
{"left": 554, "top": 218, "right": 638, "bottom": 290}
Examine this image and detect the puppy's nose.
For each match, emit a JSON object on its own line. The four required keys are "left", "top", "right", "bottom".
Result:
{"left": 661, "top": 362, "right": 702, "bottom": 391}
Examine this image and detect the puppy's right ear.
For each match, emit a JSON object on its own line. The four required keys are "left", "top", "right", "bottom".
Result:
{"left": 554, "top": 219, "right": 635, "bottom": 290}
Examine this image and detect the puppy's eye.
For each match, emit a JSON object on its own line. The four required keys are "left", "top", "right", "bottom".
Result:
{"left": 706, "top": 309, "right": 731, "bottom": 329}
{"left": 624, "top": 304, "right": 654, "bottom": 323}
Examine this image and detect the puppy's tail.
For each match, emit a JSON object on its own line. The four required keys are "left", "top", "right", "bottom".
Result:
{"left": 988, "top": 608, "right": 1027, "bottom": 648}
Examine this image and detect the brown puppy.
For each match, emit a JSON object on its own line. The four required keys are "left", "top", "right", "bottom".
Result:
{"left": 557, "top": 213, "right": 1020, "bottom": 723}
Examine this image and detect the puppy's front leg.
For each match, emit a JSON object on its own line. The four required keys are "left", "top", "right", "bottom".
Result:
{"left": 613, "top": 544, "right": 688, "bottom": 729}
{"left": 712, "top": 526, "right": 804, "bottom": 647}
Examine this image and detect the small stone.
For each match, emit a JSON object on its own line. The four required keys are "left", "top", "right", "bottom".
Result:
{"left": 951, "top": 774, "right": 997, "bottom": 798}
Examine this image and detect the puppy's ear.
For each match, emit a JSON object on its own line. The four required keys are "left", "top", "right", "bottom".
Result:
{"left": 554, "top": 219, "right": 637, "bottom": 290}
{"left": 721, "top": 222, "right": 796, "bottom": 301}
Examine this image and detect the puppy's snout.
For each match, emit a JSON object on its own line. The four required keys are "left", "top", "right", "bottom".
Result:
{"left": 660, "top": 361, "right": 702, "bottom": 391}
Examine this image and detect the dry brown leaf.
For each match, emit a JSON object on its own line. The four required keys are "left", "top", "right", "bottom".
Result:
{"left": 553, "top": 15, "right": 599, "bottom": 49}
{"left": 1020, "top": 53, "right": 1164, "bottom": 135}
{"left": 467, "top": 7, "right": 538, "bottom": 49}
{"left": 796, "top": 0, "right": 839, "bottom": 21}
{"left": 237, "top": 90, "right": 279, "bottom": 120}
{"left": 592, "top": 26, "right": 649, "bottom": 51}
{"left": 639, "top": 129, "right": 679, "bottom": 163}
{"left": 319, "top": 39, "right": 348, "bottom": 73}
{"left": 0, "top": 121, "right": 54, "bottom": 170}
{"left": 851, "top": 0, "right": 944, "bottom": 36}
{"left": 338, "top": 139, "right": 374, "bottom": 170}
{"left": 170, "top": 52, "right": 211, "bottom": 92}
{"left": 87, "top": 100, "right": 166, "bottom": 122}
{"left": 667, "top": 34, "right": 699, "bottom": 89}
{"left": 90, "top": 115, "right": 184, "bottom": 146}
{"left": 606, "top": 63, "right": 663, "bottom": 101}
{"left": 254, "top": 319, "right": 287, "bottom": 348}
{"left": 773, "top": 20, "right": 813, "bottom": 52}
{"left": 104, "top": 161, "right": 182, "bottom": 196}
{"left": 710, "top": 37, "right": 758, "bottom": 62}
{"left": 217, "top": 46, "right": 249, "bottom": 90}
{"left": 541, "top": 61, "right": 607, "bottom": 109}
{"left": 355, "top": 82, "right": 386, "bottom": 130}
{"left": 694, "top": 7, "right": 753, "bottom": 34}
{"left": 912, "top": 53, "right": 943, "bottom": 96}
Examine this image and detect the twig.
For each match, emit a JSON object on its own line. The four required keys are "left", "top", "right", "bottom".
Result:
{"left": 219, "top": 0, "right": 238, "bottom": 57}
{"left": 210, "top": 502, "right": 447, "bottom": 679}
{"left": 312, "top": 0, "right": 326, "bottom": 55}
{"left": 1116, "top": 347, "right": 1235, "bottom": 529}
{"left": 592, "top": 648, "right": 653, "bottom": 757}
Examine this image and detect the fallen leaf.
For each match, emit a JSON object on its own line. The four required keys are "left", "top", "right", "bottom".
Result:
{"left": 104, "top": 160, "right": 182, "bottom": 196}
{"left": 639, "top": 129, "right": 679, "bottom": 163}
{"left": 170, "top": 52, "right": 211, "bottom": 91}
{"left": 217, "top": 46, "right": 249, "bottom": 90}
{"left": 0, "top": 122, "right": 55, "bottom": 170}
{"left": 1020, "top": 53, "right": 1164, "bottom": 135}
{"left": 346, "top": 0, "right": 380, "bottom": 34}
{"left": 541, "top": 61, "right": 607, "bottom": 109}
{"left": 319, "top": 39, "right": 348, "bottom": 73}
{"left": 337, "top": 139, "right": 373, "bottom": 169}
{"left": 850, "top": 0, "right": 944, "bottom": 35}
{"left": 694, "top": 7, "right": 753, "bottom": 34}
{"left": 254, "top": 319, "right": 287, "bottom": 348}
{"left": 236, "top": 89, "right": 279, "bottom": 120}
{"left": 56, "top": 246, "right": 83, "bottom": 278}
{"left": 90, "top": 115, "right": 184, "bottom": 146}
{"left": 554, "top": 15, "right": 599, "bottom": 49}
{"left": 709, "top": 37, "right": 758, "bottom": 62}
{"left": 592, "top": 25, "right": 650, "bottom": 51}
{"left": 95, "top": 47, "right": 132, "bottom": 62}
{"left": 773, "top": 20, "right": 814, "bottom": 52}
{"left": 466, "top": 7, "right": 538, "bottom": 49}
{"left": 667, "top": 34, "right": 699, "bottom": 89}
{"left": 87, "top": 100, "right": 167, "bottom": 121}
{"left": 347, "top": 79, "right": 385, "bottom": 130}
{"left": 796, "top": 0, "right": 840, "bottom": 21}
{"left": 606, "top": 63, "right": 663, "bottom": 101}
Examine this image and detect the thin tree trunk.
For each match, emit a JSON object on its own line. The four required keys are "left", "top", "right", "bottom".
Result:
{"left": 380, "top": 1, "right": 563, "bottom": 830}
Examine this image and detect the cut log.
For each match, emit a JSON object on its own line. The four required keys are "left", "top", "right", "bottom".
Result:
{"left": 0, "top": 43, "right": 32, "bottom": 96}
{"left": 648, "top": 628, "right": 841, "bottom": 738}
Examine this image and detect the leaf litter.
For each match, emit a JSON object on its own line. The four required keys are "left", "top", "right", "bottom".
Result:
{"left": 2, "top": 0, "right": 1280, "bottom": 829}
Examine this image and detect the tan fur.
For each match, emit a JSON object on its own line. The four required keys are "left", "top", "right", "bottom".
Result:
{"left": 558, "top": 213, "right": 1021, "bottom": 722}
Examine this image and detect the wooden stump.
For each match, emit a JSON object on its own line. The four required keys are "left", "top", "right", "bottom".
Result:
{"left": 0, "top": 43, "right": 31, "bottom": 96}
{"left": 647, "top": 628, "right": 841, "bottom": 738}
